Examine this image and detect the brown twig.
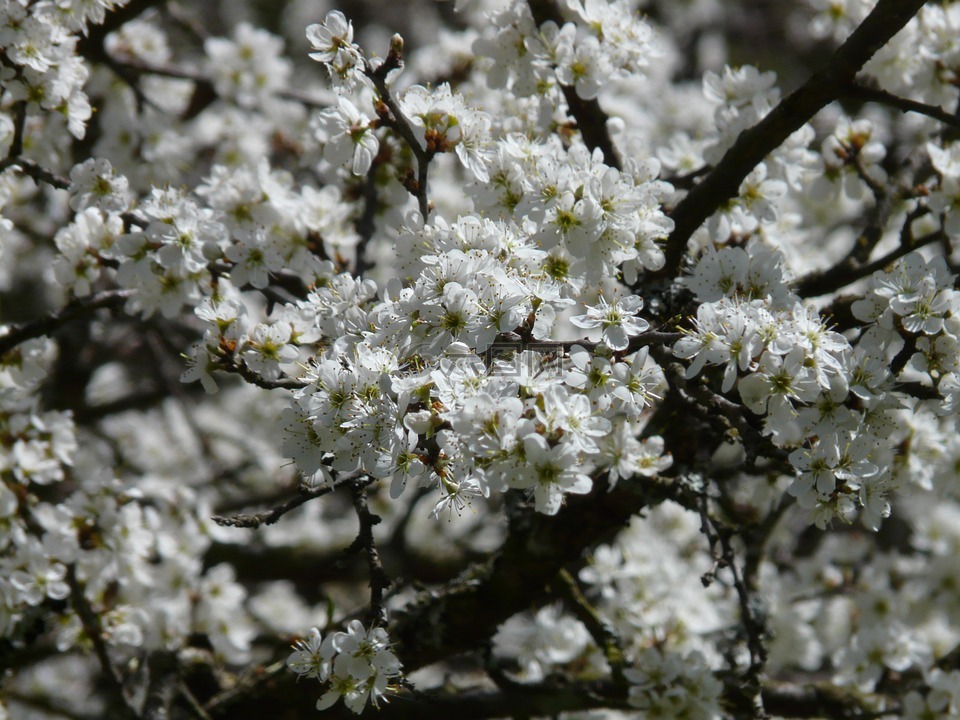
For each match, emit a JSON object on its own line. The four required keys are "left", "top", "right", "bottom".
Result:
{"left": 366, "top": 36, "right": 433, "bottom": 220}
{"left": 212, "top": 483, "right": 336, "bottom": 529}
{"left": 554, "top": 568, "right": 627, "bottom": 682}
{"left": 217, "top": 355, "right": 308, "bottom": 391}
{"left": 845, "top": 81, "right": 960, "bottom": 131}
{"left": 696, "top": 495, "right": 768, "bottom": 719}
{"left": 66, "top": 566, "right": 139, "bottom": 720}
{"left": 0, "top": 289, "right": 133, "bottom": 357}
{"left": 795, "top": 229, "right": 943, "bottom": 298}
{"left": 348, "top": 481, "right": 392, "bottom": 625}
{"left": 0, "top": 101, "right": 71, "bottom": 189}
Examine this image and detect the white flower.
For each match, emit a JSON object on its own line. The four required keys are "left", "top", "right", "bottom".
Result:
{"left": 9, "top": 542, "right": 70, "bottom": 606}
{"left": 306, "top": 11, "right": 357, "bottom": 65}
{"left": 243, "top": 323, "right": 299, "bottom": 381}
{"left": 287, "top": 627, "right": 335, "bottom": 681}
{"left": 535, "top": 384, "right": 610, "bottom": 454}
{"left": 570, "top": 295, "right": 649, "bottom": 351}
{"left": 68, "top": 158, "right": 129, "bottom": 213}
{"left": 738, "top": 347, "right": 820, "bottom": 416}
{"left": 555, "top": 34, "right": 607, "bottom": 100}
{"left": 205, "top": 23, "right": 291, "bottom": 109}
{"left": 430, "top": 476, "right": 486, "bottom": 519}
{"left": 298, "top": 620, "right": 402, "bottom": 714}
{"left": 399, "top": 83, "right": 492, "bottom": 180}
{"left": 492, "top": 604, "right": 591, "bottom": 682}
{"left": 634, "top": 435, "right": 673, "bottom": 477}
{"left": 314, "top": 97, "right": 379, "bottom": 176}
{"left": 511, "top": 433, "right": 592, "bottom": 515}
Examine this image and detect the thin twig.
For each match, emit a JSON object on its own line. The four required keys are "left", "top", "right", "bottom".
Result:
{"left": 0, "top": 101, "right": 71, "bottom": 189}
{"left": 526, "top": 0, "right": 620, "bottom": 169}
{"left": 0, "top": 289, "right": 133, "bottom": 356}
{"left": 178, "top": 683, "right": 214, "bottom": 720}
{"left": 143, "top": 650, "right": 179, "bottom": 720}
{"left": 212, "top": 483, "right": 335, "bottom": 528}
{"left": 845, "top": 81, "right": 960, "bottom": 131}
{"left": 354, "top": 158, "right": 381, "bottom": 277}
{"left": 560, "top": 330, "right": 683, "bottom": 354}
{"left": 1, "top": 157, "right": 71, "bottom": 189}
{"left": 696, "top": 496, "right": 768, "bottom": 719}
{"left": 66, "top": 566, "right": 139, "bottom": 720}
{"left": 217, "top": 355, "right": 308, "bottom": 391}
{"left": 349, "top": 481, "right": 392, "bottom": 625}
{"left": 366, "top": 36, "right": 433, "bottom": 220}
{"left": 554, "top": 568, "right": 627, "bottom": 682}
{"left": 795, "top": 229, "right": 943, "bottom": 298}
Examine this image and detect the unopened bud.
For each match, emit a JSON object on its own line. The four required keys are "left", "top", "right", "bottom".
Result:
{"left": 388, "top": 34, "right": 404, "bottom": 63}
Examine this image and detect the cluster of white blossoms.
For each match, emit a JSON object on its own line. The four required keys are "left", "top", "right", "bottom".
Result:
{"left": 625, "top": 647, "right": 725, "bottom": 718}
{"left": 7, "top": 0, "right": 960, "bottom": 717}
{"left": 287, "top": 621, "right": 402, "bottom": 713}
{"left": 473, "top": 0, "right": 660, "bottom": 101}
{"left": 0, "top": 0, "right": 116, "bottom": 141}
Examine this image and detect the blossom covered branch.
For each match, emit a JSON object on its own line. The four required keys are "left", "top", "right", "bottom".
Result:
{"left": 7, "top": 0, "right": 960, "bottom": 719}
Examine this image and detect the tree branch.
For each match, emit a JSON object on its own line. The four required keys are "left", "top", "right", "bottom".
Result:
{"left": 212, "top": 471, "right": 370, "bottom": 529}
{"left": 66, "top": 566, "right": 139, "bottom": 720}
{"left": 0, "top": 100, "right": 71, "bottom": 189}
{"left": 389, "top": 478, "right": 678, "bottom": 672}
{"left": 795, "top": 229, "right": 943, "bottom": 298}
{"left": 844, "top": 80, "right": 960, "bottom": 130}
{"left": 0, "top": 289, "right": 133, "bottom": 357}
{"left": 554, "top": 568, "right": 627, "bottom": 681}
{"left": 217, "top": 355, "right": 308, "bottom": 391}
{"left": 526, "top": 0, "right": 620, "bottom": 169}
{"left": 348, "top": 481, "right": 392, "bottom": 625}
{"left": 367, "top": 36, "right": 433, "bottom": 220}
{"left": 211, "top": 484, "right": 334, "bottom": 529}
{"left": 658, "top": 0, "right": 928, "bottom": 279}
{"left": 143, "top": 650, "right": 179, "bottom": 720}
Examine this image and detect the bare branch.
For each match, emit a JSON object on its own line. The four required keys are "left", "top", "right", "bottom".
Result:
{"left": 0, "top": 101, "right": 71, "bottom": 189}
{"left": 216, "top": 356, "right": 309, "bottom": 391}
{"left": 795, "top": 229, "right": 943, "bottom": 298}
{"left": 66, "top": 566, "right": 139, "bottom": 720}
{"left": 845, "top": 80, "right": 960, "bottom": 130}
{"left": 211, "top": 474, "right": 366, "bottom": 529}
{"left": 0, "top": 289, "right": 134, "bottom": 357}
{"left": 554, "top": 568, "right": 627, "bottom": 681}
{"left": 348, "top": 481, "right": 392, "bottom": 625}
{"left": 143, "top": 650, "right": 179, "bottom": 720}
{"left": 366, "top": 36, "right": 433, "bottom": 220}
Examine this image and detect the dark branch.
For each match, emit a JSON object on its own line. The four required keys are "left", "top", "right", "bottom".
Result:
{"left": 389, "top": 476, "right": 678, "bottom": 672}
{"left": 217, "top": 356, "right": 308, "bottom": 391}
{"left": 658, "top": 0, "right": 928, "bottom": 278}
{"left": 353, "top": 158, "right": 381, "bottom": 277}
{"left": 143, "top": 650, "right": 179, "bottom": 720}
{"left": 367, "top": 36, "right": 433, "bottom": 220}
{"left": 560, "top": 330, "right": 683, "bottom": 354}
{"left": 0, "top": 101, "right": 70, "bottom": 189}
{"left": 66, "top": 566, "right": 139, "bottom": 720}
{"left": 554, "top": 568, "right": 627, "bottom": 681}
{"left": 348, "top": 481, "right": 392, "bottom": 625}
{"left": 845, "top": 80, "right": 960, "bottom": 130}
{"left": 211, "top": 484, "right": 334, "bottom": 529}
{"left": 0, "top": 290, "right": 133, "bottom": 357}
{"left": 795, "top": 229, "right": 943, "bottom": 298}
{"left": 526, "top": 0, "right": 620, "bottom": 169}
